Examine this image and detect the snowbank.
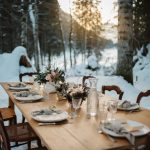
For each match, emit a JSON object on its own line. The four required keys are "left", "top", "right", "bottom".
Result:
{"left": 0, "top": 46, "right": 36, "bottom": 82}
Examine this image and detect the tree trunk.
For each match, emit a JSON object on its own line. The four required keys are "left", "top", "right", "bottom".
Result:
{"left": 58, "top": 2, "right": 66, "bottom": 71}
{"left": 117, "top": 0, "right": 133, "bottom": 84}
{"left": 69, "top": 0, "right": 73, "bottom": 68}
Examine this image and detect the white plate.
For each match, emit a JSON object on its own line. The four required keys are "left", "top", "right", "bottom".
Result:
{"left": 117, "top": 103, "right": 140, "bottom": 111}
{"left": 9, "top": 85, "right": 30, "bottom": 90}
{"left": 14, "top": 95, "right": 43, "bottom": 102}
{"left": 31, "top": 109, "right": 68, "bottom": 123}
{"left": 101, "top": 120, "right": 150, "bottom": 137}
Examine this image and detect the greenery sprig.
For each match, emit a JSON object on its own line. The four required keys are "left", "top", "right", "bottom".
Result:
{"left": 34, "top": 66, "right": 65, "bottom": 84}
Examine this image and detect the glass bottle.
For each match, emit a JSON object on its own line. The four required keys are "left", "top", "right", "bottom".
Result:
{"left": 87, "top": 77, "right": 99, "bottom": 117}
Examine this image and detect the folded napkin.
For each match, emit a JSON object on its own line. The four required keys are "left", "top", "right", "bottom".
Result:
{"left": 32, "top": 108, "right": 63, "bottom": 117}
{"left": 14, "top": 91, "right": 39, "bottom": 97}
{"left": 9, "top": 83, "right": 26, "bottom": 88}
{"left": 124, "top": 124, "right": 143, "bottom": 132}
{"left": 103, "top": 120, "right": 138, "bottom": 145}
{"left": 118, "top": 100, "right": 137, "bottom": 109}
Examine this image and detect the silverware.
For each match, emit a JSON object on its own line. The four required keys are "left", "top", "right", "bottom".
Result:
{"left": 38, "top": 120, "right": 73, "bottom": 126}
{"left": 127, "top": 108, "right": 141, "bottom": 114}
{"left": 38, "top": 122, "right": 57, "bottom": 126}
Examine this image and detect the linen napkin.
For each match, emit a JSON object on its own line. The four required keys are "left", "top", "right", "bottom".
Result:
{"left": 103, "top": 120, "right": 140, "bottom": 145}
{"left": 9, "top": 83, "right": 26, "bottom": 88}
{"left": 124, "top": 124, "right": 143, "bottom": 132}
{"left": 14, "top": 91, "right": 39, "bottom": 97}
{"left": 118, "top": 100, "right": 137, "bottom": 109}
{"left": 32, "top": 108, "right": 63, "bottom": 117}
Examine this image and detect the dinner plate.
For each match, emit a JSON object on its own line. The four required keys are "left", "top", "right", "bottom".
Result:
{"left": 117, "top": 103, "right": 140, "bottom": 111}
{"left": 9, "top": 83, "right": 30, "bottom": 90}
{"left": 31, "top": 109, "right": 69, "bottom": 123}
{"left": 14, "top": 95, "right": 43, "bottom": 102}
{"left": 9, "top": 86, "right": 30, "bottom": 90}
{"left": 101, "top": 120, "right": 150, "bottom": 137}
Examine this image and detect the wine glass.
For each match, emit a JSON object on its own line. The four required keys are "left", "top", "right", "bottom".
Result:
{"left": 71, "top": 97, "right": 82, "bottom": 119}
{"left": 107, "top": 100, "right": 118, "bottom": 121}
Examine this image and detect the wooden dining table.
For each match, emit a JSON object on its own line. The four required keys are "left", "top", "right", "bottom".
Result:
{"left": 1, "top": 82, "right": 150, "bottom": 150}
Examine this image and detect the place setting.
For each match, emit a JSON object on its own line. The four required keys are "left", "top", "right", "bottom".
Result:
{"left": 31, "top": 106, "right": 69, "bottom": 126}
{"left": 117, "top": 100, "right": 141, "bottom": 112}
{"left": 8, "top": 82, "right": 31, "bottom": 91}
{"left": 13, "top": 90, "right": 43, "bottom": 102}
{"left": 98, "top": 99, "right": 150, "bottom": 145}
{"left": 100, "top": 119, "right": 150, "bottom": 144}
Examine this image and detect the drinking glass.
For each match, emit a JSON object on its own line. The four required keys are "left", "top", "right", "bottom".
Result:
{"left": 107, "top": 100, "right": 118, "bottom": 121}
{"left": 71, "top": 97, "right": 82, "bottom": 119}
{"left": 44, "top": 82, "right": 52, "bottom": 100}
{"left": 99, "top": 100, "right": 108, "bottom": 123}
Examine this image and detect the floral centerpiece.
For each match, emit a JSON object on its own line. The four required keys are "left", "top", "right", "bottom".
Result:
{"left": 65, "top": 83, "right": 89, "bottom": 105}
{"left": 34, "top": 66, "right": 65, "bottom": 84}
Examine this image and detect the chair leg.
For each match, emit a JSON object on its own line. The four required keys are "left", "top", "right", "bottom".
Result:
{"left": 28, "top": 141, "right": 31, "bottom": 149}
{"left": 22, "top": 115, "right": 25, "bottom": 123}
{"left": 9, "top": 115, "right": 17, "bottom": 125}
{"left": 37, "top": 139, "right": 42, "bottom": 147}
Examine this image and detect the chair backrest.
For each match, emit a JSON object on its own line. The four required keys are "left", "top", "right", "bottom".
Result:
{"left": 19, "top": 72, "right": 38, "bottom": 82}
{"left": 102, "top": 85, "right": 124, "bottom": 100}
{"left": 82, "top": 76, "right": 95, "bottom": 86}
{"left": 19, "top": 55, "right": 31, "bottom": 67}
{"left": 0, "top": 111, "right": 11, "bottom": 150}
{"left": 136, "top": 90, "right": 150, "bottom": 104}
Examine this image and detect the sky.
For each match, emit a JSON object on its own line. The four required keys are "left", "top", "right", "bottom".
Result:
{"left": 58, "top": 0, "right": 118, "bottom": 24}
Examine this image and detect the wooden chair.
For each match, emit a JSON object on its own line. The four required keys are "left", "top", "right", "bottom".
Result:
{"left": 82, "top": 75, "right": 95, "bottom": 86}
{"left": 136, "top": 90, "right": 150, "bottom": 104}
{"left": 0, "top": 107, "right": 16, "bottom": 125}
{"left": 19, "top": 72, "right": 38, "bottom": 82}
{"left": 102, "top": 85, "right": 124, "bottom": 100}
{"left": 0, "top": 111, "right": 47, "bottom": 150}
{"left": 19, "top": 72, "right": 38, "bottom": 123}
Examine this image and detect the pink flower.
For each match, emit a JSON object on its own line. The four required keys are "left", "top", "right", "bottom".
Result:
{"left": 46, "top": 74, "right": 52, "bottom": 82}
{"left": 51, "top": 71, "right": 56, "bottom": 77}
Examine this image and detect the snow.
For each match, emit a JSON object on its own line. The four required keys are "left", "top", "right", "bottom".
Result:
{"left": 0, "top": 44, "right": 150, "bottom": 149}
{"left": 0, "top": 46, "right": 36, "bottom": 82}
{"left": 87, "top": 54, "right": 99, "bottom": 69}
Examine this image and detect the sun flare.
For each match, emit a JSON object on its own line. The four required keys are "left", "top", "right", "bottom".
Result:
{"left": 58, "top": 0, "right": 118, "bottom": 24}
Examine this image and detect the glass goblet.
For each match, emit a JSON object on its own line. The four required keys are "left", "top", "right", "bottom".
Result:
{"left": 107, "top": 100, "right": 118, "bottom": 121}
{"left": 71, "top": 97, "right": 82, "bottom": 119}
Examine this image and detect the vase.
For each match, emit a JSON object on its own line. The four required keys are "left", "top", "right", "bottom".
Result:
{"left": 44, "top": 82, "right": 56, "bottom": 99}
{"left": 44, "top": 82, "right": 56, "bottom": 93}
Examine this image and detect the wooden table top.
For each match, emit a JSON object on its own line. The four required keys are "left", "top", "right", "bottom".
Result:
{"left": 1, "top": 82, "right": 150, "bottom": 150}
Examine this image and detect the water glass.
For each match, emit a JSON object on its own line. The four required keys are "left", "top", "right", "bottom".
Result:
{"left": 99, "top": 100, "right": 108, "bottom": 123}
{"left": 71, "top": 98, "right": 82, "bottom": 119}
{"left": 107, "top": 100, "right": 118, "bottom": 121}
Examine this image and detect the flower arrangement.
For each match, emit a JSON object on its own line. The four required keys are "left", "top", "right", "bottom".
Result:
{"left": 34, "top": 66, "right": 65, "bottom": 84}
{"left": 65, "top": 83, "right": 89, "bottom": 105}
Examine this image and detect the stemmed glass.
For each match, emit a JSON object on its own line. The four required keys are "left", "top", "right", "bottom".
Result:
{"left": 107, "top": 100, "right": 118, "bottom": 121}
{"left": 71, "top": 97, "right": 82, "bottom": 119}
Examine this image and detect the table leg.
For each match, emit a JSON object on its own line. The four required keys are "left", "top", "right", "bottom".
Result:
{"left": 9, "top": 97, "right": 14, "bottom": 109}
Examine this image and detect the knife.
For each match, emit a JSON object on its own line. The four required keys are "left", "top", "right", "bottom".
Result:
{"left": 38, "top": 122, "right": 57, "bottom": 126}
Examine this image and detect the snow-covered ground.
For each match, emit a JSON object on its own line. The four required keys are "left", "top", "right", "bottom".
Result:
{"left": 0, "top": 44, "right": 150, "bottom": 149}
